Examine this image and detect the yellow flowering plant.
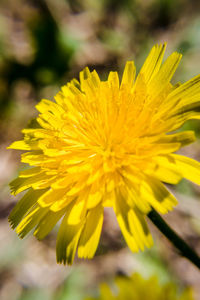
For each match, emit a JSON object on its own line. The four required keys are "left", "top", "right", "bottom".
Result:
{"left": 85, "top": 273, "right": 194, "bottom": 300}
{"left": 8, "top": 43, "right": 200, "bottom": 265}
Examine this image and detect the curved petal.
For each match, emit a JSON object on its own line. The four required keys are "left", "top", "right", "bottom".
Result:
{"left": 114, "top": 189, "right": 153, "bottom": 251}
{"left": 138, "top": 43, "right": 166, "bottom": 83}
{"left": 128, "top": 208, "right": 153, "bottom": 250}
{"left": 113, "top": 190, "right": 139, "bottom": 252}
{"left": 148, "top": 52, "right": 182, "bottom": 98}
{"left": 121, "top": 61, "right": 136, "bottom": 89}
{"left": 9, "top": 188, "right": 47, "bottom": 229}
{"left": 9, "top": 171, "right": 49, "bottom": 195}
{"left": 16, "top": 204, "right": 48, "bottom": 238}
{"left": 78, "top": 204, "right": 104, "bottom": 259}
{"left": 169, "top": 154, "right": 200, "bottom": 185}
{"left": 156, "top": 131, "right": 196, "bottom": 147}
{"left": 38, "top": 188, "right": 68, "bottom": 208}
{"left": 139, "top": 176, "right": 178, "bottom": 214}
{"left": 56, "top": 201, "right": 84, "bottom": 265}
{"left": 146, "top": 163, "right": 182, "bottom": 184}
{"left": 34, "top": 208, "right": 67, "bottom": 240}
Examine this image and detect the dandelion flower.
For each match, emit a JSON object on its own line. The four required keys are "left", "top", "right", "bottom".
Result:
{"left": 85, "top": 273, "right": 194, "bottom": 300}
{"left": 8, "top": 44, "right": 200, "bottom": 264}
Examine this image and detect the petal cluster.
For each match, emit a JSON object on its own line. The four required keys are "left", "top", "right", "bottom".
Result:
{"left": 85, "top": 273, "right": 194, "bottom": 300}
{"left": 9, "top": 44, "right": 200, "bottom": 264}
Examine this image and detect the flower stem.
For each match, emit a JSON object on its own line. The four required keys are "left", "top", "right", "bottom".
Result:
{"left": 148, "top": 209, "right": 200, "bottom": 270}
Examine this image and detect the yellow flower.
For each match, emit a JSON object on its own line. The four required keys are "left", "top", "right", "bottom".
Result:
{"left": 8, "top": 43, "right": 200, "bottom": 264}
{"left": 85, "top": 273, "right": 194, "bottom": 300}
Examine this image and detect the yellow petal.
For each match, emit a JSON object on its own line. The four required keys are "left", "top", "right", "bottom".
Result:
{"left": 37, "top": 111, "right": 63, "bottom": 130}
{"left": 56, "top": 201, "right": 84, "bottom": 265}
{"left": 117, "top": 186, "right": 152, "bottom": 248}
{"left": 169, "top": 154, "right": 200, "bottom": 185}
{"left": 137, "top": 43, "right": 166, "bottom": 83}
{"left": 7, "top": 140, "right": 31, "bottom": 150}
{"left": 173, "top": 101, "right": 200, "bottom": 121}
{"left": 121, "top": 61, "right": 136, "bottom": 89}
{"left": 79, "top": 67, "right": 91, "bottom": 84}
{"left": 19, "top": 167, "right": 42, "bottom": 178}
{"left": 21, "top": 151, "right": 51, "bottom": 166}
{"left": 67, "top": 196, "right": 87, "bottom": 225}
{"left": 36, "top": 99, "right": 64, "bottom": 116}
{"left": 108, "top": 71, "right": 120, "bottom": 89}
{"left": 102, "top": 190, "right": 115, "bottom": 207}
{"left": 78, "top": 204, "right": 104, "bottom": 259}
{"left": 113, "top": 190, "right": 139, "bottom": 252}
{"left": 34, "top": 208, "right": 66, "bottom": 240}
{"left": 158, "top": 75, "right": 200, "bottom": 125}
{"left": 87, "top": 190, "right": 102, "bottom": 209}
{"left": 125, "top": 183, "right": 151, "bottom": 213}
{"left": 89, "top": 70, "right": 101, "bottom": 88}
{"left": 146, "top": 162, "right": 182, "bottom": 184}
{"left": 156, "top": 131, "right": 196, "bottom": 147}
{"left": 139, "top": 176, "right": 178, "bottom": 214}
{"left": 38, "top": 188, "right": 67, "bottom": 208}
{"left": 148, "top": 52, "right": 182, "bottom": 97}
{"left": 9, "top": 188, "right": 47, "bottom": 229}
{"left": 10, "top": 171, "right": 51, "bottom": 195}
{"left": 128, "top": 208, "right": 153, "bottom": 249}
{"left": 16, "top": 205, "right": 48, "bottom": 238}
{"left": 140, "top": 142, "right": 180, "bottom": 156}
{"left": 87, "top": 182, "right": 103, "bottom": 209}
{"left": 166, "top": 74, "right": 200, "bottom": 109}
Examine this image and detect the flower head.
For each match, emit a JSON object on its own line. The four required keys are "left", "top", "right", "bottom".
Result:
{"left": 9, "top": 44, "right": 200, "bottom": 264}
{"left": 85, "top": 273, "right": 194, "bottom": 300}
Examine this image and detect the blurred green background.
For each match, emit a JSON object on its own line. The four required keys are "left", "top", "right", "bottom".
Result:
{"left": 1, "top": 0, "right": 200, "bottom": 299}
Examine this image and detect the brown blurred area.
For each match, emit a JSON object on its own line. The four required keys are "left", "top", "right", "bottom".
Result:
{"left": 1, "top": 0, "right": 200, "bottom": 299}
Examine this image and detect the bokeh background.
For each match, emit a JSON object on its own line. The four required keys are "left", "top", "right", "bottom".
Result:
{"left": 1, "top": 0, "right": 200, "bottom": 299}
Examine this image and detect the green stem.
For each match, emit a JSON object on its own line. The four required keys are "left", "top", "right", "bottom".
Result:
{"left": 148, "top": 209, "right": 200, "bottom": 270}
